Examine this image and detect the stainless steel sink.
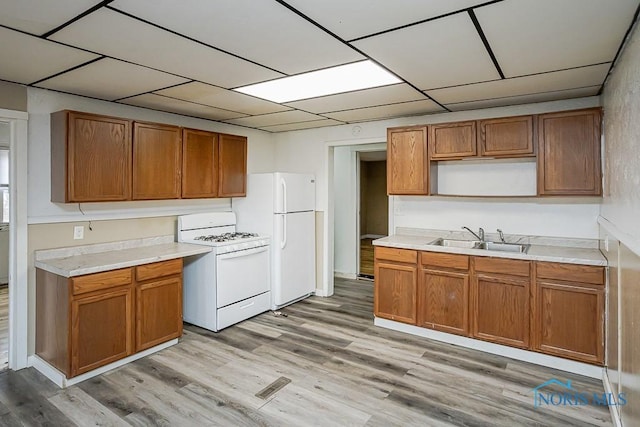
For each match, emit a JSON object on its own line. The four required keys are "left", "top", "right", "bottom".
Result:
{"left": 429, "top": 238, "right": 480, "bottom": 248}
{"left": 474, "top": 241, "right": 530, "bottom": 253}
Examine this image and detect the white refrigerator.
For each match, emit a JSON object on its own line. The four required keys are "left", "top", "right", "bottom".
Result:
{"left": 233, "top": 173, "right": 316, "bottom": 310}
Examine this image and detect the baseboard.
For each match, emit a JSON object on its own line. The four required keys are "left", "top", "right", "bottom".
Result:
{"left": 28, "top": 338, "right": 178, "bottom": 388}
{"left": 334, "top": 272, "right": 357, "bottom": 280}
{"left": 374, "top": 318, "right": 603, "bottom": 379}
{"left": 361, "top": 234, "right": 385, "bottom": 240}
{"left": 603, "top": 370, "right": 623, "bottom": 427}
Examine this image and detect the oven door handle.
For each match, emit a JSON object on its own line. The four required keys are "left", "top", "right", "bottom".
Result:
{"left": 217, "top": 246, "right": 268, "bottom": 260}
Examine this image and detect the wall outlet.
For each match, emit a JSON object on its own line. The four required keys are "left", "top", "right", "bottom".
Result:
{"left": 73, "top": 225, "right": 84, "bottom": 240}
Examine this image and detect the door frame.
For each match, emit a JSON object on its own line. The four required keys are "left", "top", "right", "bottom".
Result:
{"left": 1, "top": 108, "right": 29, "bottom": 370}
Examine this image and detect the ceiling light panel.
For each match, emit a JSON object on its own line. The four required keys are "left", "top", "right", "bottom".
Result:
{"left": 37, "top": 58, "right": 189, "bottom": 101}
{"left": 285, "top": 0, "right": 489, "bottom": 40}
{"left": 155, "top": 82, "right": 291, "bottom": 115}
{"left": 353, "top": 13, "right": 500, "bottom": 90}
{"left": 120, "top": 94, "right": 247, "bottom": 121}
{"left": 475, "top": 0, "right": 640, "bottom": 77}
{"left": 427, "top": 63, "right": 610, "bottom": 105}
{"left": 445, "top": 86, "right": 601, "bottom": 111}
{"left": 260, "top": 119, "right": 344, "bottom": 133}
{"left": 111, "top": 0, "right": 364, "bottom": 75}
{"left": 0, "top": 26, "right": 98, "bottom": 84}
{"left": 234, "top": 61, "right": 402, "bottom": 103}
{"left": 225, "top": 111, "right": 325, "bottom": 128}
{"left": 324, "top": 99, "right": 444, "bottom": 123}
{"left": 50, "top": 8, "right": 284, "bottom": 88}
{"left": 0, "top": 0, "right": 103, "bottom": 35}
{"left": 285, "top": 83, "right": 427, "bottom": 114}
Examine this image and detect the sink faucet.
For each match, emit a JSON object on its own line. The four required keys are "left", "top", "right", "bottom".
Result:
{"left": 462, "top": 226, "right": 484, "bottom": 242}
{"left": 497, "top": 229, "right": 506, "bottom": 243}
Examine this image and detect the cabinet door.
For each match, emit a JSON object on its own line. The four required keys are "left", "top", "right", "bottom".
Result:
{"left": 537, "top": 109, "right": 602, "bottom": 195}
{"left": 472, "top": 273, "right": 530, "bottom": 348}
{"left": 52, "top": 111, "right": 132, "bottom": 202}
{"left": 479, "top": 115, "right": 534, "bottom": 157}
{"left": 71, "top": 287, "right": 133, "bottom": 377}
{"left": 418, "top": 268, "right": 469, "bottom": 336}
{"left": 218, "top": 133, "right": 247, "bottom": 197}
{"left": 429, "top": 121, "right": 477, "bottom": 159}
{"left": 374, "top": 261, "right": 417, "bottom": 324}
{"left": 533, "top": 280, "right": 604, "bottom": 364}
{"left": 133, "top": 122, "right": 182, "bottom": 200}
{"left": 182, "top": 128, "right": 218, "bottom": 198}
{"left": 136, "top": 276, "right": 183, "bottom": 352}
{"left": 387, "top": 126, "right": 429, "bottom": 195}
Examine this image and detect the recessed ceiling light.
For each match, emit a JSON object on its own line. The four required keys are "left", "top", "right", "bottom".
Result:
{"left": 233, "top": 60, "right": 402, "bottom": 103}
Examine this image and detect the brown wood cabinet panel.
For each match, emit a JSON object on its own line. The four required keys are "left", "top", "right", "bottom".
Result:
{"left": 474, "top": 257, "right": 531, "bottom": 277}
{"left": 133, "top": 122, "right": 182, "bottom": 200}
{"left": 429, "top": 121, "right": 477, "bottom": 159}
{"left": 472, "top": 273, "right": 530, "bottom": 348}
{"left": 182, "top": 128, "right": 218, "bottom": 198}
{"left": 537, "top": 108, "right": 602, "bottom": 196}
{"left": 374, "top": 261, "right": 417, "bottom": 324}
{"left": 479, "top": 115, "right": 534, "bottom": 157}
{"left": 375, "top": 246, "right": 417, "bottom": 264}
{"left": 136, "top": 276, "right": 183, "bottom": 352}
{"left": 418, "top": 268, "right": 469, "bottom": 336}
{"left": 533, "top": 280, "right": 604, "bottom": 364}
{"left": 218, "top": 133, "right": 247, "bottom": 197}
{"left": 421, "top": 252, "right": 469, "bottom": 270}
{"left": 387, "top": 126, "right": 429, "bottom": 195}
{"left": 36, "top": 269, "right": 71, "bottom": 375}
{"left": 71, "top": 268, "right": 132, "bottom": 296}
{"left": 535, "top": 262, "right": 604, "bottom": 286}
{"left": 51, "top": 110, "right": 132, "bottom": 203}
{"left": 135, "top": 258, "right": 182, "bottom": 282}
{"left": 71, "top": 286, "right": 133, "bottom": 377}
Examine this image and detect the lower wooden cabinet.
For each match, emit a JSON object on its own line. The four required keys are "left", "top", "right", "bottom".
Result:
{"left": 374, "top": 247, "right": 417, "bottom": 324}
{"left": 36, "top": 259, "right": 184, "bottom": 378}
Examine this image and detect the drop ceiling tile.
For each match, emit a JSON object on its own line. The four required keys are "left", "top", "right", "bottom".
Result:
{"left": 155, "top": 82, "right": 290, "bottom": 115}
{"left": 285, "top": 0, "right": 489, "bottom": 40}
{"left": 120, "top": 94, "right": 247, "bottom": 121}
{"left": 50, "top": 8, "right": 284, "bottom": 88}
{"left": 353, "top": 13, "right": 500, "bottom": 90}
{"left": 225, "top": 111, "right": 325, "bottom": 128}
{"left": 445, "top": 86, "right": 601, "bottom": 111}
{"left": 37, "top": 58, "right": 189, "bottom": 101}
{"left": 111, "top": 0, "right": 364, "bottom": 75}
{"left": 0, "top": 26, "right": 98, "bottom": 84}
{"left": 0, "top": 0, "right": 103, "bottom": 35}
{"left": 285, "top": 83, "right": 426, "bottom": 114}
{"left": 427, "top": 63, "right": 610, "bottom": 105}
{"left": 260, "top": 119, "right": 343, "bottom": 133}
{"left": 475, "top": 0, "right": 640, "bottom": 77}
{"left": 324, "top": 100, "right": 444, "bottom": 123}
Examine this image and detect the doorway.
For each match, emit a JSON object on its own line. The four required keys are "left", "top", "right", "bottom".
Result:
{"left": 358, "top": 152, "right": 388, "bottom": 279}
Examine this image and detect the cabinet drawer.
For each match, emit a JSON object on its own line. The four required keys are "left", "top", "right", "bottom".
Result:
{"left": 474, "top": 257, "right": 530, "bottom": 277}
{"left": 72, "top": 268, "right": 132, "bottom": 296}
{"left": 421, "top": 252, "right": 468, "bottom": 270}
{"left": 136, "top": 258, "right": 183, "bottom": 282}
{"left": 536, "top": 262, "right": 604, "bottom": 285}
{"left": 375, "top": 247, "right": 417, "bottom": 264}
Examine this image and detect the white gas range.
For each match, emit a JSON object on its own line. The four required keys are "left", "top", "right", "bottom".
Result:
{"left": 178, "top": 212, "right": 271, "bottom": 332}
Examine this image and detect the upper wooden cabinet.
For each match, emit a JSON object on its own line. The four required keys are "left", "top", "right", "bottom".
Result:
{"left": 429, "top": 121, "right": 477, "bottom": 159}
{"left": 537, "top": 108, "right": 602, "bottom": 196}
{"left": 479, "top": 115, "right": 534, "bottom": 157}
{"left": 387, "top": 126, "right": 429, "bottom": 195}
{"left": 51, "top": 111, "right": 132, "bottom": 203}
{"left": 132, "top": 122, "right": 182, "bottom": 200}
{"left": 182, "top": 128, "right": 219, "bottom": 199}
{"left": 218, "top": 133, "right": 248, "bottom": 197}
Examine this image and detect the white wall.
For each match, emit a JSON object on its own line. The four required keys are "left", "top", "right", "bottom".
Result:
{"left": 27, "top": 88, "right": 276, "bottom": 224}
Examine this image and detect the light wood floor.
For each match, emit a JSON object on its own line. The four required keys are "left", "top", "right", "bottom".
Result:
{"left": 0, "top": 285, "right": 7, "bottom": 371}
{"left": 360, "top": 238, "right": 374, "bottom": 277}
{"left": 0, "top": 278, "right": 612, "bottom": 426}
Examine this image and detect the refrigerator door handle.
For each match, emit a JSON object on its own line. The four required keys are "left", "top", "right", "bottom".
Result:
{"left": 281, "top": 215, "right": 287, "bottom": 249}
{"left": 281, "top": 178, "right": 287, "bottom": 213}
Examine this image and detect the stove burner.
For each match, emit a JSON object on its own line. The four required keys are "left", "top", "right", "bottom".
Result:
{"left": 195, "top": 232, "right": 259, "bottom": 242}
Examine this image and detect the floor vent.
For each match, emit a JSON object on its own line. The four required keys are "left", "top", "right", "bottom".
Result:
{"left": 255, "top": 376, "right": 291, "bottom": 400}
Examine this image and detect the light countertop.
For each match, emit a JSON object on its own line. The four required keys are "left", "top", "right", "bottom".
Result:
{"left": 373, "top": 231, "right": 606, "bottom": 266}
{"left": 35, "top": 236, "right": 211, "bottom": 277}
